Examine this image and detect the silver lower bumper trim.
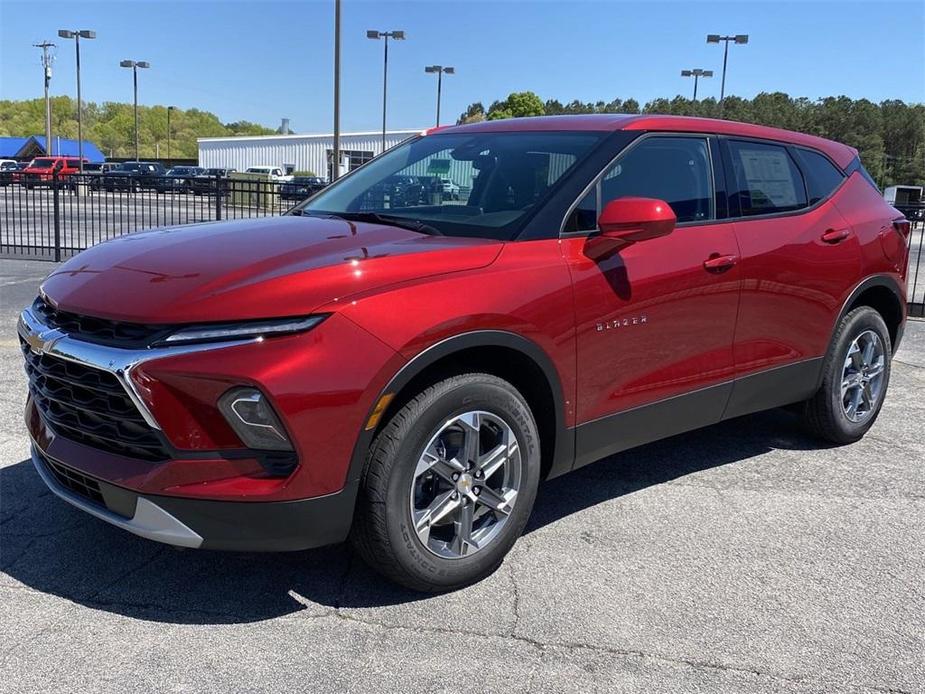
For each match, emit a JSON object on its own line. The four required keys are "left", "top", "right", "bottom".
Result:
{"left": 30, "top": 446, "right": 203, "bottom": 549}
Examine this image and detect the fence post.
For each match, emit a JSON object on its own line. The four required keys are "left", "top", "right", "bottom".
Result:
{"left": 52, "top": 169, "right": 61, "bottom": 262}
{"left": 214, "top": 173, "right": 222, "bottom": 221}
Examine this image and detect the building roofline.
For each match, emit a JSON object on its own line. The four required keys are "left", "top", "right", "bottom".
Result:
{"left": 197, "top": 129, "right": 425, "bottom": 144}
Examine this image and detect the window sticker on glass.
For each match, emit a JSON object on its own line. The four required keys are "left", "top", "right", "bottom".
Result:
{"left": 738, "top": 148, "right": 799, "bottom": 207}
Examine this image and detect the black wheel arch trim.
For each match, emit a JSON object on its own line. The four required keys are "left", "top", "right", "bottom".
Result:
{"left": 835, "top": 274, "right": 906, "bottom": 353}
{"left": 345, "top": 330, "right": 573, "bottom": 494}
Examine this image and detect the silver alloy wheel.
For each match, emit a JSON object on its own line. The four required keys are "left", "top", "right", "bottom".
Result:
{"left": 409, "top": 410, "right": 522, "bottom": 559}
{"left": 841, "top": 329, "right": 886, "bottom": 423}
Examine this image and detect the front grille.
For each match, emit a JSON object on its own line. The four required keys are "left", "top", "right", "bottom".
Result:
{"left": 22, "top": 339, "right": 171, "bottom": 461}
{"left": 32, "top": 297, "right": 171, "bottom": 348}
{"left": 43, "top": 455, "right": 105, "bottom": 506}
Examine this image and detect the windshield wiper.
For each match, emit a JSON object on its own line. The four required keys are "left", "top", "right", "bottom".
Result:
{"left": 316, "top": 211, "right": 443, "bottom": 236}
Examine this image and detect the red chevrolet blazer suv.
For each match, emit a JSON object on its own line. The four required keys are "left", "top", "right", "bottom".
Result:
{"left": 19, "top": 115, "right": 910, "bottom": 590}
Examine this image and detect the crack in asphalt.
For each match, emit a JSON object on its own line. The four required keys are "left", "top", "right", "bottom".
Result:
{"left": 0, "top": 574, "right": 918, "bottom": 693}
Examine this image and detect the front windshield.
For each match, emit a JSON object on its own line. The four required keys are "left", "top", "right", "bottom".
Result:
{"left": 295, "top": 131, "right": 605, "bottom": 239}
{"left": 30, "top": 159, "right": 54, "bottom": 169}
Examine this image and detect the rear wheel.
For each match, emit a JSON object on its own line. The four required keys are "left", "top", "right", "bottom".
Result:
{"left": 351, "top": 373, "right": 540, "bottom": 592}
{"left": 801, "top": 306, "right": 891, "bottom": 444}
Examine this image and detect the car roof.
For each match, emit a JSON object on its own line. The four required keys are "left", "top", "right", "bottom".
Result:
{"left": 434, "top": 114, "right": 858, "bottom": 169}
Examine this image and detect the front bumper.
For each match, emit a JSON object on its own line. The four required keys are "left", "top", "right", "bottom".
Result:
{"left": 31, "top": 444, "right": 356, "bottom": 551}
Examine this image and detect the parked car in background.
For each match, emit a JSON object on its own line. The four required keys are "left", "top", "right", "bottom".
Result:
{"left": 437, "top": 176, "right": 461, "bottom": 200}
{"left": 0, "top": 159, "right": 19, "bottom": 186}
{"left": 99, "top": 161, "right": 167, "bottom": 192}
{"left": 16, "top": 157, "right": 86, "bottom": 188}
{"left": 83, "top": 161, "right": 121, "bottom": 190}
{"left": 18, "top": 115, "right": 910, "bottom": 591}
{"left": 245, "top": 166, "right": 291, "bottom": 182}
{"left": 153, "top": 166, "right": 206, "bottom": 194}
{"left": 190, "top": 167, "right": 237, "bottom": 196}
{"left": 280, "top": 176, "right": 327, "bottom": 201}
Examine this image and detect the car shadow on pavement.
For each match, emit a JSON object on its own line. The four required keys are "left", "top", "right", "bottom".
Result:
{"left": 1, "top": 407, "right": 833, "bottom": 624}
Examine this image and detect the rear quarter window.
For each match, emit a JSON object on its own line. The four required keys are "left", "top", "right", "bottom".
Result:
{"left": 793, "top": 148, "right": 845, "bottom": 204}
{"left": 728, "top": 140, "right": 807, "bottom": 216}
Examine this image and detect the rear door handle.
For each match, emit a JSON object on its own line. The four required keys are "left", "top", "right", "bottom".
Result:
{"left": 821, "top": 228, "right": 851, "bottom": 244}
{"left": 703, "top": 254, "right": 738, "bottom": 272}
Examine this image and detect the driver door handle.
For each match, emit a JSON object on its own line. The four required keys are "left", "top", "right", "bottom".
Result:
{"left": 703, "top": 254, "right": 738, "bottom": 272}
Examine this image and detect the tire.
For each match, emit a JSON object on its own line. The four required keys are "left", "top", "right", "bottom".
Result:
{"left": 351, "top": 373, "right": 541, "bottom": 592}
{"left": 801, "top": 306, "right": 892, "bottom": 444}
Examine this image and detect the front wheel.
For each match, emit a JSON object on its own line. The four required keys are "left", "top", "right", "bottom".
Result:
{"left": 801, "top": 306, "right": 892, "bottom": 444}
{"left": 351, "top": 373, "right": 541, "bottom": 592}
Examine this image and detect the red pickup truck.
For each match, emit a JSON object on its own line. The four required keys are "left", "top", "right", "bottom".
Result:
{"left": 16, "top": 156, "right": 87, "bottom": 188}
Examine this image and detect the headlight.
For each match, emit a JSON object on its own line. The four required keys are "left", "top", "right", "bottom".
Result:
{"left": 156, "top": 315, "right": 327, "bottom": 346}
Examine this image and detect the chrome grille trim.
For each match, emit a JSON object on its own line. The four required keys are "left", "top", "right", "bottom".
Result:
{"left": 18, "top": 306, "right": 257, "bottom": 432}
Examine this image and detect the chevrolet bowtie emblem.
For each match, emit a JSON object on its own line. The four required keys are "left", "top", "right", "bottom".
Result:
{"left": 24, "top": 327, "right": 65, "bottom": 355}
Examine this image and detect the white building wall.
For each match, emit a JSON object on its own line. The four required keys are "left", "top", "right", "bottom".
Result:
{"left": 197, "top": 130, "right": 422, "bottom": 178}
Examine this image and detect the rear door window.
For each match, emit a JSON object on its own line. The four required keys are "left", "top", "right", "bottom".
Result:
{"left": 728, "top": 140, "right": 807, "bottom": 216}
{"left": 793, "top": 148, "right": 845, "bottom": 204}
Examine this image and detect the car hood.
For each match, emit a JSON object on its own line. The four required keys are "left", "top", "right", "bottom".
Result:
{"left": 40, "top": 216, "right": 503, "bottom": 324}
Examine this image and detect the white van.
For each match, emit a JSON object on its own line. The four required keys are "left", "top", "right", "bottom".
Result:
{"left": 245, "top": 166, "right": 292, "bottom": 182}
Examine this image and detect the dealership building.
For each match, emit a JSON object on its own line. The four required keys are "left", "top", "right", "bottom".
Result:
{"left": 197, "top": 128, "right": 424, "bottom": 180}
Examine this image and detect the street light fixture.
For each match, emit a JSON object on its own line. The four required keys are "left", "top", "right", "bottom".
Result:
{"left": 706, "top": 34, "right": 749, "bottom": 103}
{"left": 424, "top": 65, "right": 455, "bottom": 127}
{"left": 57, "top": 29, "right": 95, "bottom": 172}
{"left": 680, "top": 68, "right": 713, "bottom": 101}
{"left": 367, "top": 29, "right": 405, "bottom": 154}
{"left": 167, "top": 106, "right": 176, "bottom": 163}
{"left": 120, "top": 60, "right": 150, "bottom": 161}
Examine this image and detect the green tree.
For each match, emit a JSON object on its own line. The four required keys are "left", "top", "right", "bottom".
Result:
{"left": 487, "top": 91, "right": 545, "bottom": 120}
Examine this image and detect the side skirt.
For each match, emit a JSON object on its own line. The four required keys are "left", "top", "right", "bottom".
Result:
{"left": 573, "top": 382, "right": 732, "bottom": 470}
{"left": 722, "top": 358, "right": 824, "bottom": 420}
{"left": 572, "top": 358, "right": 824, "bottom": 471}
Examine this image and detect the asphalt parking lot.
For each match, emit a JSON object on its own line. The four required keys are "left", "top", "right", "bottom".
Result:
{"left": 1, "top": 257, "right": 923, "bottom": 693}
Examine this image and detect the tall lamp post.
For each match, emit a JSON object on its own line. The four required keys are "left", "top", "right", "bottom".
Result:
{"left": 57, "top": 29, "right": 95, "bottom": 172}
{"left": 120, "top": 60, "right": 150, "bottom": 161}
{"left": 333, "top": 0, "right": 341, "bottom": 181}
{"left": 366, "top": 29, "right": 405, "bottom": 154}
{"left": 706, "top": 34, "right": 749, "bottom": 102}
{"left": 166, "top": 106, "right": 176, "bottom": 163}
{"left": 681, "top": 68, "right": 713, "bottom": 101}
{"left": 424, "top": 65, "right": 455, "bottom": 127}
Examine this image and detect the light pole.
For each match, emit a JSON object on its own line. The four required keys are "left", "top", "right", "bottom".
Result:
{"left": 706, "top": 34, "right": 749, "bottom": 103}
{"left": 120, "top": 60, "right": 150, "bottom": 161}
{"left": 424, "top": 65, "right": 455, "bottom": 127}
{"left": 33, "top": 41, "right": 56, "bottom": 155}
{"left": 57, "top": 29, "right": 95, "bottom": 172}
{"left": 167, "top": 106, "right": 176, "bottom": 163}
{"left": 333, "top": 0, "right": 341, "bottom": 180}
{"left": 681, "top": 69, "right": 713, "bottom": 101}
{"left": 367, "top": 29, "right": 405, "bottom": 154}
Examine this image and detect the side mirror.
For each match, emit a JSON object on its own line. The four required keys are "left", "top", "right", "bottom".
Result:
{"left": 598, "top": 197, "right": 676, "bottom": 244}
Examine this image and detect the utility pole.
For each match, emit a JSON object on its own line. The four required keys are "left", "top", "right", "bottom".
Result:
{"left": 34, "top": 42, "right": 56, "bottom": 155}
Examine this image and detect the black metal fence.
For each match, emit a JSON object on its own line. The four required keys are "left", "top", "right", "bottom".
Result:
{"left": 1, "top": 173, "right": 924, "bottom": 317}
{"left": 0, "top": 172, "right": 315, "bottom": 261}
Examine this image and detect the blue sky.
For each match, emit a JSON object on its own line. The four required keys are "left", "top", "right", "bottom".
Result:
{"left": 1, "top": 0, "right": 923, "bottom": 134}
